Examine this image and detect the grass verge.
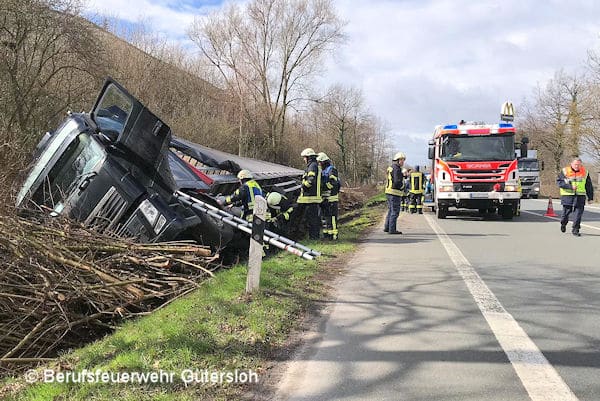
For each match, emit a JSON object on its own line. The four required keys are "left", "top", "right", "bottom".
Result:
{"left": 2, "top": 193, "right": 386, "bottom": 401}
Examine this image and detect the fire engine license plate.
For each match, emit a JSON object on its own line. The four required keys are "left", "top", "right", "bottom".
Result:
{"left": 470, "top": 193, "right": 489, "bottom": 198}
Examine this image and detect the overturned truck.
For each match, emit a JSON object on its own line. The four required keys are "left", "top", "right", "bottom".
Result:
{"left": 16, "top": 78, "right": 304, "bottom": 251}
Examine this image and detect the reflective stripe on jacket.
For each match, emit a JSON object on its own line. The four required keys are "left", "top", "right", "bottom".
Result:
{"left": 409, "top": 172, "right": 425, "bottom": 194}
{"left": 385, "top": 164, "right": 404, "bottom": 196}
{"left": 321, "top": 164, "right": 340, "bottom": 202}
{"left": 298, "top": 159, "right": 322, "bottom": 203}
{"left": 225, "top": 179, "right": 263, "bottom": 217}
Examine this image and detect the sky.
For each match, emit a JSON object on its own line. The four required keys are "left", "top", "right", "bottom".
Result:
{"left": 84, "top": 0, "right": 600, "bottom": 166}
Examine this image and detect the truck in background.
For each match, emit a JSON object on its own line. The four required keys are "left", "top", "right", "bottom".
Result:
{"left": 515, "top": 137, "right": 541, "bottom": 198}
{"left": 428, "top": 103, "right": 521, "bottom": 220}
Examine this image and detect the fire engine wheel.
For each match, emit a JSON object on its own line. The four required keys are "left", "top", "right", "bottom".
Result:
{"left": 436, "top": 206, "right": 447, "bottom": 219}
{"left": 500, "top": 205, "right": 513, "bottom": 220}
{"left": 532, "top": 195, "right": 539, "bottom": 199}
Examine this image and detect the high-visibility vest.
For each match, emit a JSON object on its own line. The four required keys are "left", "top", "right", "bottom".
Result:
{"left": 245, "top": 180, "right": 263, "bottom": 211}
{"left": 409, "top": 172, "right": 424, "bottom": 194}
{"left": 226, "top": 179, "right": 263, "bottom": 219}
{"left": 560, "top": 166, "right": 588, "bottom": 196}
{"left": 298, "top": 160, "right": 322, "bottom": 204}
{"left": 385, "top": 166, "right": 403, "bottom": 196}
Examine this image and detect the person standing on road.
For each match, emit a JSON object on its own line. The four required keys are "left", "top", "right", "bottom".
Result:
{"left": 408, "top": 165, "right": 425, "bottom": 214}
{"left": 384, "top": 152, "right": 406, "bottom": 234}
{"left": 297, "top": 148, "right": 322, "bottom": 240}
{"left": 557, "top": 157, "right": 594, "bottom": 236}
{"left": 400, "top": 168, "right": 409, "bottom": 212}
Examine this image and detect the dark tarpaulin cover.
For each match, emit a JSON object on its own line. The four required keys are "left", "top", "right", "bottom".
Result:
{"left": 170, "top": 137, "right": 303, "bottom": 180}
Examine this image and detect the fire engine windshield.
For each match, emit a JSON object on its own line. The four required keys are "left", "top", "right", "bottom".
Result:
{"left": 441, "top": 135, "right": 515, "bottom": 161}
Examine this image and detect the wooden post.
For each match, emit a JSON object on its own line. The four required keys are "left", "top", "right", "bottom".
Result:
{"left": 246, "top": 195, "right": 266, "bottom": 293}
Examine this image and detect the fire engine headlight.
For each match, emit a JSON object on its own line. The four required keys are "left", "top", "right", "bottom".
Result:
{"left": 438, "top": 185, "right": 454, "bottom": 192}
{"left": 533, "top": 187, "right": 540, "bottom": 192}
{"left": 139, "top": 199, "right": 160, "bottom": 226}
{"left": 504, "top": 185, "right": 518, "bottom": 192}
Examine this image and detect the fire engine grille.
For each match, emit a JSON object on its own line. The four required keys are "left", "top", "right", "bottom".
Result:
{"left": 84, "top": 187, "right": 128, "bottom": 234}
{"left": 454, "top": 183, "right": 497, "bottom": 192}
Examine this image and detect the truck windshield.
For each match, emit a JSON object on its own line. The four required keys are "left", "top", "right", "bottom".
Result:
{"left": 518, "top": 159, "right": 539, "bottom": 171}
{"left": 17, "top": 119, "right": 80, "bottom": 206}
{"left": 29, "top": 134, "right": 105, "bottom": 210}
{"left": 441, "top": 135, "right": 515, "bottom": 161}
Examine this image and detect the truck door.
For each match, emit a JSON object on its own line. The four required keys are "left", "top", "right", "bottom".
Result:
{"left": 90, "top": 78, "right": 176, "bottom": 192}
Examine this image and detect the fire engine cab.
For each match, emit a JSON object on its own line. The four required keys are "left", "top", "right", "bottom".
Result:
{"left": 428, "top": 105, "right": 521, "bottom": 219}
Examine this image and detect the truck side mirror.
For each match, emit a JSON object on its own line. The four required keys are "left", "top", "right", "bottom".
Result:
{"left": 428, "top": 146, "right": 434, "bottom": 160}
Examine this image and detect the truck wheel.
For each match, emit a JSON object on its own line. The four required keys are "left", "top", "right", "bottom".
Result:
{"left": 532, "top": 195, "right": 538, "bottom": 199}
{"left": 500, "top": 205, "right": 513, "bottom": 220}
{"left": 437, "top": 206, "right": 447, "bottom": 219}
{"left": 478, "top": 208, "right": 486, "bottom": 214}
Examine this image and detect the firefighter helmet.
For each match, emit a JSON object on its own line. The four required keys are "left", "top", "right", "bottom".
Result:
{"left": 237, "top": 169, "right": 253, "bottom": 180}
{"left": 316, "top": 152, "right": 330, "bottom": 162}
{"left": 393, "top": 152, "right": 406, "bottom": 161}
{"left": 300, "top": 148, "right": 316, "bottom": 157}
{"left": 267, "top": 192, "right": 283, "bottom": 209}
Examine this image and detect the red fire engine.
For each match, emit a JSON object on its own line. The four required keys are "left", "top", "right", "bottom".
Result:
{"left": 428, "top": 118, "right": 520, "bottom": 219}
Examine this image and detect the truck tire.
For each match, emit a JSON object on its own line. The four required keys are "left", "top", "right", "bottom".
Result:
{"left": 437, "top": 206, "right": 447, "bottom": 219}
{"left": 532, "top": 195, "right": 538, "bottom": 199}
{"left": 500, "top": 205, "right": 513, "bottom": 220}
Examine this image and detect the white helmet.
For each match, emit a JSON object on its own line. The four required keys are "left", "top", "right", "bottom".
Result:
{"left": 316, "top": 152, "right": 330, "bottom": 162}
{"left": 300, "top": 148, "right": 316, "bottom": 157}
{"left": 237, "top": 169, "right": 253, "bottom": 180}
{"left": 393, "top": 152, "right": 406, "bottom": 161}
{"left": 267, "top": 192, "right": 283, "bottom": 209}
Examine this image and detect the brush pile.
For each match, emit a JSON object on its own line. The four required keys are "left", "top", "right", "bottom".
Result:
{"left": 0, "top": 213, "right": 219, "bottom": 366}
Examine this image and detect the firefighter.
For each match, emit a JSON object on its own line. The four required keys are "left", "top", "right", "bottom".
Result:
{"left": 266, "top": 191, "right": 296, "bottom": 234}
{"left": 217, "top": 169, "right": 263, "bottom": 221}
{"left": 384, "top": 152, "right": 406, "bottom": 234}
{"left": 409, "top": 165, "right": 425, "bottom": 214}
{"left": 317, "top": 152, "right": 340, "bottom": 240}
{"left": 400, "top": 168, "right": 409, "bottom": 212}
{"left": 297, "top": 148, "right": 322, "bottom": 240}
{"left": 557, "top": 157, "right": 594, "bottom": 236}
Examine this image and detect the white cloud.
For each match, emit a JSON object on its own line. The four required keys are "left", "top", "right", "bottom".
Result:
{"left": 84, "top": 0, "right": 600, "bottom": 166}
{"left": 322, "top": 0, "right": 600, "bottom": 165}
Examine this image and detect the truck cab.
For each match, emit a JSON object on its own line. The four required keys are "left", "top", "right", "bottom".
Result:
{"left": 516, "top": 146, "right": 541, "bottom": 199}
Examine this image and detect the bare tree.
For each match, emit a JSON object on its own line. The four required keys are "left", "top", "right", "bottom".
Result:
{"left": 188, "top": 0, "right": 345, "bottom": 160}
{"left": 519, "top": 70, "right": 586, "bottom": 173}
{"left": 0, "top": 0, "right": 100, "bottom": 140}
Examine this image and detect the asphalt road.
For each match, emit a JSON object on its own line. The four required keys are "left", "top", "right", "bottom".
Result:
{"left": 275, "top": 199, "right": 600, "bottom": 401}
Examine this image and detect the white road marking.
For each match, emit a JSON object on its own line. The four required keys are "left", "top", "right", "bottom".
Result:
{"left": 520, "top": 210, "right": 600, "bottom": 232}
{"left": 425, "top": 215, "right": 579, "bottom": 401}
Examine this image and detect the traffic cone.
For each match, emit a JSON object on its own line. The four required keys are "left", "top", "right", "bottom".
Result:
{"left": 544, "top": 197, "right": 558, "bottom": 217}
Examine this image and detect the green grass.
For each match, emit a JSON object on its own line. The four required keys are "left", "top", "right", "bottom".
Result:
{"left": 2, "top": 195, "right": 385, "bottom": 401}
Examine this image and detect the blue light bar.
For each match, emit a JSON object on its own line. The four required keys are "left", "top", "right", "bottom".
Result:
{"left": 443, "top": 124, "right": 457, "bottom": 129}
{"left": 499, "top": 123, "right": 513, "bottom": 128}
